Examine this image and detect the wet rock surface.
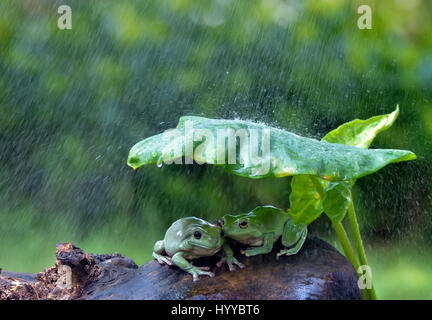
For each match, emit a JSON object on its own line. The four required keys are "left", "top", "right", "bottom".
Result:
{"left": 0, "top": 236, "right": 362, "bottom": 300}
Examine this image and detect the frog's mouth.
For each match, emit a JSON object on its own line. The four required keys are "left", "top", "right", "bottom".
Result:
{"left": 194, "top": 239, "right": 223, "bottom": 250}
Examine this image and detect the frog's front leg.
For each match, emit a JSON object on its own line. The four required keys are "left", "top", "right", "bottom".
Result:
{"left": 217, "top": 243, "right": 245, "bottom": 271}
{"left": 152, "top": 240, "right": 173, "bottom": 265}
{"left": 277, "top": 219, "right": 307, "bottom": 257}
{"left": 241, "top": 232, "right": 274, "bottom": 256}
{"left": 171, "top": 251, "right": 215, "bottom": 282}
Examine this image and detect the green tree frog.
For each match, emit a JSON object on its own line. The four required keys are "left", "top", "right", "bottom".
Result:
{"left": 221, "top": 205, "right": 307, "bottom": 257}
{"left": 152, "top": 216, "right": 243, "bottom": 281}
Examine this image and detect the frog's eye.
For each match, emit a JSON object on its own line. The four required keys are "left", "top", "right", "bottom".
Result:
{"left": 193, "top": 231, "right": 202, "bottom": 239}
{"left": 239, "top": 220, "right": 248, "bottom": 229}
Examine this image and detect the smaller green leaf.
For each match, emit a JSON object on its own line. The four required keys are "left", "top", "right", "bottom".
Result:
{"left": 289, "top": 175, "right": 323, "bottom": 225}
{"left": 288, "top": 106, "right": 413, "bottom": 226}
{"left": 322, "top": 105, "right": 400, "bottom": 148}
{"left": 322, "top": 182, "right": 352, "bottom": 223}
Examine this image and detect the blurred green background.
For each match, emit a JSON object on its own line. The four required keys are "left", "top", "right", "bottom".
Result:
{"left": 0, "top": 0, "right": 431, "bottom": 299}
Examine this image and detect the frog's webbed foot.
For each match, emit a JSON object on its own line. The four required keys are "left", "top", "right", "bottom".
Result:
{"left": 190, "top": 268, "right": 215, "bottom": 282}
{"left": 172, "top": 252, "right": 215, "bottom": 282}
{"left": 190, "top": 262, "right": 211, "bottom": 271}
{"left": 153, "top": 253, "right": 173, "bottom": 266}
{"left": 220, "top": 243, "right": 245, "bottom": 271}
{"left": 216, "top": 256, "right": 226, "bottom": 268}
{"left": 217, "top": 256, "right": 245, "bottom": 271}
{"left": 189, "top": 263, "right": 215, "bottom": 281}
{"left": 228, "top": 256, "right": 245, "bottom": 271}
{"left": 276, "top": 247, "right": 300, "bottom": 258}
{"left": 152, "top": 240, "right": 174, "bottom": 265}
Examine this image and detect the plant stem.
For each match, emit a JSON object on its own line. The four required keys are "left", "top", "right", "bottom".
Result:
{"left": 332, "top": 221, "right": 359, "bottom": 270}
{"left": 309, "top": 176, "right": 370, "bottom": 299}
{"left": 347, "top": 201, "right": 377, "bottom": 300}
{"left": 310, "top": 177, "right": 359, "bottom": 269}
{"left": 332, "top": 220, "right": 370, "bottom": 300}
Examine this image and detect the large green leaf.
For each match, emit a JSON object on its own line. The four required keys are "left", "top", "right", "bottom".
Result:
{"left": 289, "top": 106, "right": 413, "bottom": 224}
{"left": 128, "top": 115, "right": 415, "bottom": 181}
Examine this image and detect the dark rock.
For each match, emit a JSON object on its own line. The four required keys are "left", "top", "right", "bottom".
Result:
{"left": 81, "top": 236, "right": 362, "bottom": 300}
{"left": 0, "top": 236, "right": 362, "bottom": 300}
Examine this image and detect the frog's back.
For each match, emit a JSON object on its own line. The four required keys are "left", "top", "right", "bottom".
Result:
{"left": 250, "top": 205, "right": 288, "bottom": 234}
